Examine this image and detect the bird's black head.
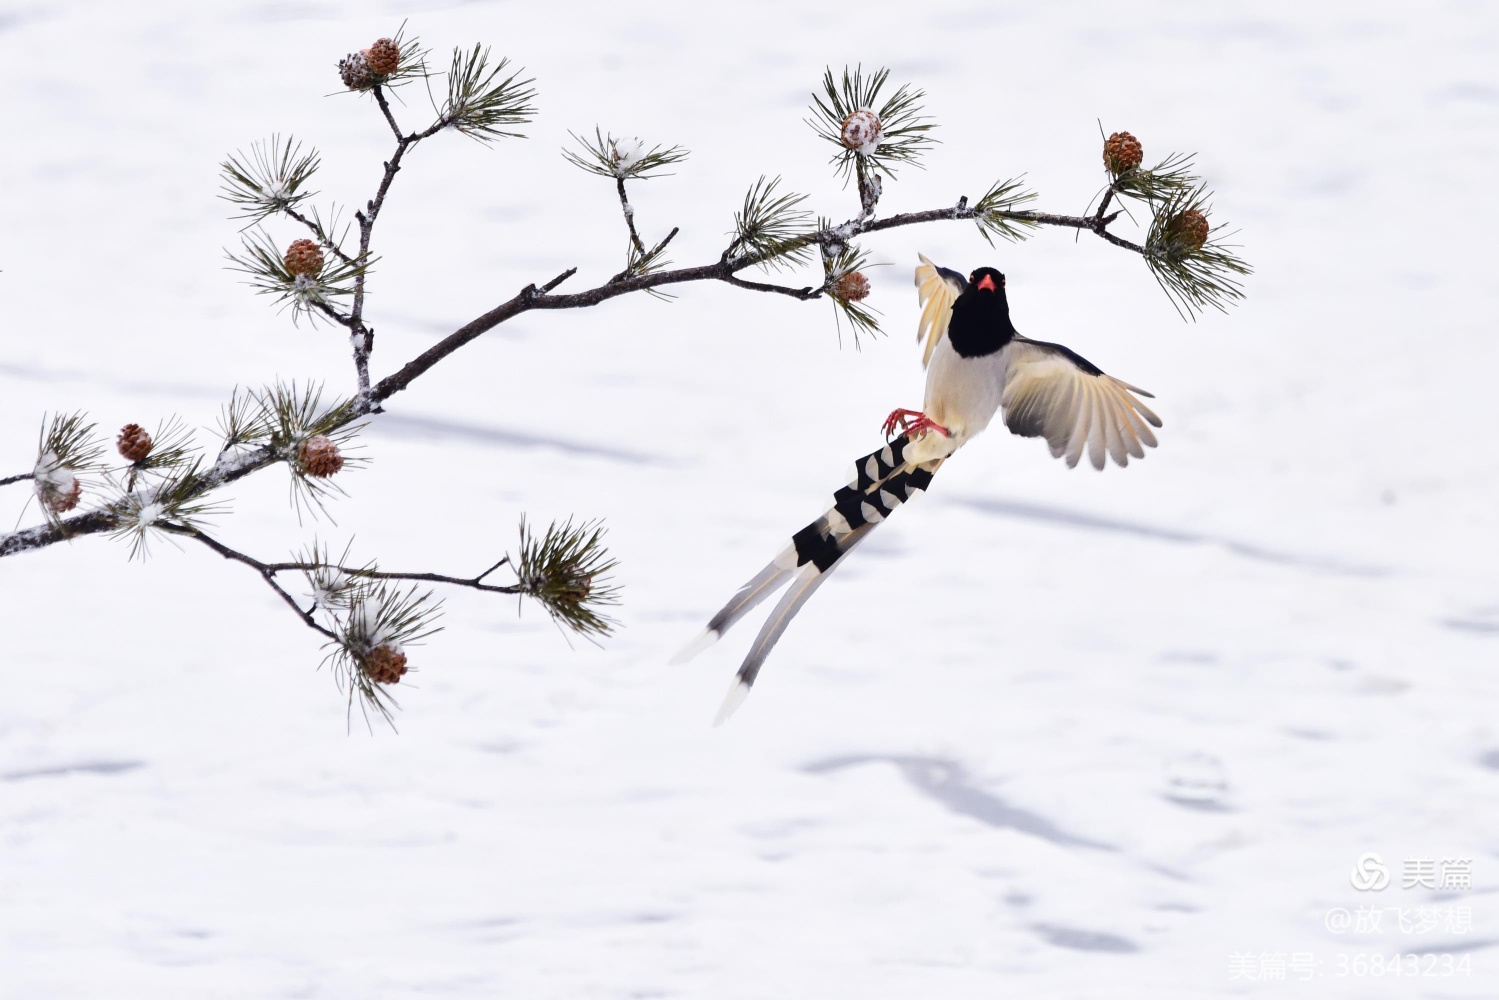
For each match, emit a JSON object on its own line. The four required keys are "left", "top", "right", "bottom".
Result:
{"left": 968, "top": 266, "right": 1006, "bottom": 295}
{"left": 946, "top": 265, "right": 1015, "bottom": 358}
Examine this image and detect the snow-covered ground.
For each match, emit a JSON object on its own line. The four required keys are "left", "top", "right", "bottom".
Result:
{"left": 3, "top": 1, "right": 1497, "bottom": 996}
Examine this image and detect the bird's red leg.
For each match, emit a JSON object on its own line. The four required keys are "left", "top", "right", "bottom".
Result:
{"left": 882, "top": 408, "right": 923, "bottom": 438}
{"left": 881, "top": 408, "right": 950, "bottom": 440}
{"left": 905, "top": 414, "right": 952, "bottom": 439}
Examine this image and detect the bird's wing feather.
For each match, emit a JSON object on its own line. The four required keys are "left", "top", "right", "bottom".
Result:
{"left": 999, "top": 337, "right": 1163, "bottom": 470}
{"left": 914, "top": 254, "right": 967, "bottom": 369}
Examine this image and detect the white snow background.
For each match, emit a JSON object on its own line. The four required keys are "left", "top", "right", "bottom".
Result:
{"left": 2, "top": 1, "right": 1497, "bottom": 997}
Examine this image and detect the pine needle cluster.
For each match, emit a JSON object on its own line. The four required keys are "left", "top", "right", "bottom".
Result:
{"left": 563, "top": 127, "right": 688, "bottom": 181}
{"left": 225, "top": 229, "right": 368, "bottom": 325}
{"left": 433, "top": 45, "right": 538, "bottom": 143}
{"left": 1144, "top": 184, "right": 1250, "bottom": 319}
{"left": 807, "top": 65, "right": 937, "bottom": 183}
{"left": 219, "top": 135, "right": 321, "bottom": 225}
{"left": 324, "top": 578, "right": 444, "bottom": 727}
{"left": 254, "top": 381, "right": 365, "bottom": 517}
{"left": 514, "top": 517, "right": 620, "bottom": 640}
{"left": 727, "top": 176, "right": 813, "bottom": 270}
{"left": 972, "top": 176, "right": 1040, "bottom": 245}
{"left": 821, "top": 243, "right": 882, "bottom": 345}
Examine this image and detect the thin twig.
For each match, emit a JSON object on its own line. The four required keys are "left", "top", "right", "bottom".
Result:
{"left": 1, "top": 473, "right": 35, "bottom": 488}
{"left": 164, "top": 523, "right": 338, "bottom": 639}
{"left": 538, "top": 267, "right": 577, "bottom": 294}
{"left": 615, "top": 176, "right": 646, "bottom": 256}
{"left": 374, "top": 86, "right": 405, "bottom": 144}
{"left": 1094, "top": 185, "right": 1116, "bottom": 225}
{"left": 313, "top": 302, "right": 358, "bottom": 328}
{"left": 346, "top": 85, "right": 431, "bottom": 410}
{"left": 164, "top": 524, "right": 524, "bottom": 640}
{"left": 721, "top": 274, "right": 821, "bottom": 299}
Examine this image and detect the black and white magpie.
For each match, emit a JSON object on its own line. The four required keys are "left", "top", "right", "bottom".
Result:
{"left": 675, "top": 255, "right": 1163, "bottom": 723}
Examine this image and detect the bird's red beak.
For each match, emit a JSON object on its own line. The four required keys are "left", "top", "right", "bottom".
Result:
{"left": 976, "top": 274, "right": 998, "bottom": 293}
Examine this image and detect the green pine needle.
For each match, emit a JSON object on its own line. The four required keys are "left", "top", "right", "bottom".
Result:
{"left": 435, "top": 45, "right": 537, "bottom": 143}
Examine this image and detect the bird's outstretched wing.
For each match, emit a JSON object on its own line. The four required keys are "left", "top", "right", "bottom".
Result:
{"left": 1000, "top": 336, "right": 1163, "bottom": 470}
{"left": 914, "top": 254, "right": 967, "bottom": 368}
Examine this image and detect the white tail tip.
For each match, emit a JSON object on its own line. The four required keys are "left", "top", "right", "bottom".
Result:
{"left": 712, "top": 680, "right": 752, "bottom": 727}
{"left": 669, "top": 628, "right": 719, "bottom": 666}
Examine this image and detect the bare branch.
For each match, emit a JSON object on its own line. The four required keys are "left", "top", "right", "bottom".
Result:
{"left": 721, "top": 275, "right": 821, "bottom": 300}
{"left": 616, "top": 176, "right": 646, "bottom": 256}
{"left": 164, "top": 524, "right": 340, "bottom": 639}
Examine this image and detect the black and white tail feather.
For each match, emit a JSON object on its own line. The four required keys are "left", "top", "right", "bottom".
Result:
{"left": 671, "top": 433, "right": 944, "bottom": 725}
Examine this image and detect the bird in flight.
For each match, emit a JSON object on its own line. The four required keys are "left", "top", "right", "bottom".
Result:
{"left": 674, "top": 255, "right": 1163, "bottom": 724}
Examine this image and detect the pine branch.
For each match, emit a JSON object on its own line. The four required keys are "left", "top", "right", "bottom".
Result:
{"left": 562, "top": 131, "right": 688, "bottom": 288}
{"left": 165, "top": 524, "right": 340, "bottom": 640}
{"left": 159, "top": 516, "right": 616, "bottom": 723}
{"left": 5, "top": 189, "right": 1189, "bottom": 561}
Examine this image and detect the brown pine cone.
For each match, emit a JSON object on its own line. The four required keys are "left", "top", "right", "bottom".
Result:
{"left": 41, "top": 476, "right": 82, "bottom": 514}
{"left": 835, "top": 271, "right": 871, "bottom": 303}
{"left": 284, "top": 239, "right": 324, "bottom": 278}
{"left": 1103, "top": 131, "right": 1143, "bottom": 174}
{"left": 362, "top": 644, "right": 408, "bottom": 685}
{"left": 364, "top": 37, "right": 400, "bottom": 76}
{"left": 840, "top": 109, "right": 883, "bottom": 153}
{"left": 1167, "top": 209, "right": 1210, "bottom": 252}
{"left": 117, "top": 423, "right": 153, "bottom": 463}
{"left": 338, "top": 51, "right": 374, "bottom": 90}
{"left": 298, "top": 435, "right": 344, "bottom": 478}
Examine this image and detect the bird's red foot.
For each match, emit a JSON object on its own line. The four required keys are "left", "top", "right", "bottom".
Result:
{"left": 882, "top": 408, "right": 951, "bottom": 440}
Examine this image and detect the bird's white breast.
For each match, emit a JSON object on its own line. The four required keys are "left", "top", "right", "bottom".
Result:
{"left": 923, "top": 337, "right": 1009, "bottom": 444}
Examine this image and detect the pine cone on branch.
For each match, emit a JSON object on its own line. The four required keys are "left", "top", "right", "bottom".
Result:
{"left": 283, "top": 239, "right": 324, "bottom": 278}
{"left": 1103, "top": 131, "right": 1143, "bottom": 174}
{"left": 361, "top": 644, "right": 408, "bottom": 685}
{"left": 839, "top": 109, "right": 883, "bottom": 154}
{"left": 117, "top": 424, "right": 153, "bottom": 463}
{"left": 834, "top": 271, "right": 870, "bottom": 303}
{"left": 364, "top": 38, "right": 400, "bottom": 76}
{"left": 338, "top": 52, "right": 375, "bottom": 91}
{"left": 40, "top": 475, "right": 82, "bottom": 514}
{"left": 1166, "top": 208, "right": 1211, "bottom": 252}
{"left": 298, "top": 435, "right": 344, "bottom": 478}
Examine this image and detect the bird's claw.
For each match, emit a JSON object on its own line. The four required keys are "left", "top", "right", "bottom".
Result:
{"left": 882, "top": 408, "right": 950, "bottom": 440}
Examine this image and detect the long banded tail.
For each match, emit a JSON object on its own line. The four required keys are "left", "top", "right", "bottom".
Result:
{"left": 671, "top": 434, "right": 945, "bottom": 724}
